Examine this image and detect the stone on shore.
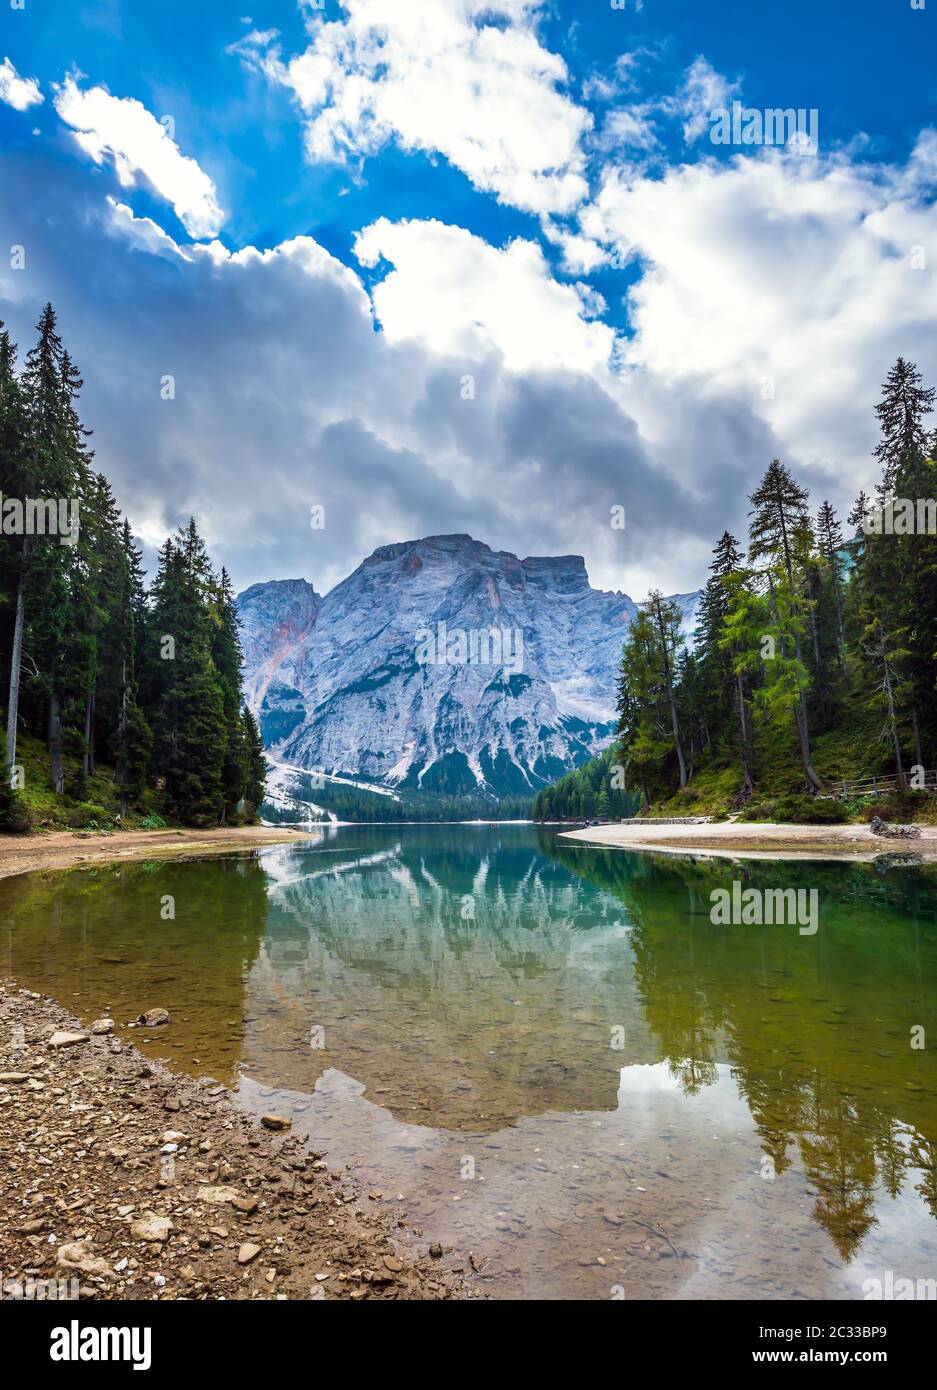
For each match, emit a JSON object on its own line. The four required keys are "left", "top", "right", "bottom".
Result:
{"left": 48, "top": 1030, "right": 89, "bottom": 1049}
{"left": 131, "top": 1213, "right": 173, "bottom": 1243}
{"left": 56, "top": 1242, "right": 112, "bottom": 1278}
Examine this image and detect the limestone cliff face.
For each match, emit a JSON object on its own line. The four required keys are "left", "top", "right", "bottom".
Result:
{"left": 238, "top": 534, "right": 698, "bottom": 797}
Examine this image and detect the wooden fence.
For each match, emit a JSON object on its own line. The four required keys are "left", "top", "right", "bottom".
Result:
{"left": 823, "top": 769, "right": 937, "bottom": 799}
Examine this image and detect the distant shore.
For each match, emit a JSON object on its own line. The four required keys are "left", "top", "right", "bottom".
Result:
{"left": 560, "top": 820, "right": 937, "bottom": 862}
{"left": 0, "top": 824, "right": 322, "bottom": 882}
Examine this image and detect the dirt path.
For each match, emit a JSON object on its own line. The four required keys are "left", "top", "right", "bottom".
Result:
{"left": 561, "top": 820, "right": 937, "bottom": 862}
{"left": 0, "top": 824, "right": 322, "bottom": 882}
{"left": 0, "top": 985, "right": 477, "bottom": 1301}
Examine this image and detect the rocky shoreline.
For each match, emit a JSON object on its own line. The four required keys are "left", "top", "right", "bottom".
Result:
{"left": 0, "top": 984, "right": 477, "bottom": 1301}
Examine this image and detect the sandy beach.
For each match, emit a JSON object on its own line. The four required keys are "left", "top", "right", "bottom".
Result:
{"left": 0, "top": 824, "right": 322, "bottom": 883}
{"left": 560, "top": 819, "right": 937, "bottom": 862}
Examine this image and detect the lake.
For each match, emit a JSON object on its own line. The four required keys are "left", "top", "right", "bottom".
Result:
{"left": 2, "top": 824, "right": 937, "bottom": 1300}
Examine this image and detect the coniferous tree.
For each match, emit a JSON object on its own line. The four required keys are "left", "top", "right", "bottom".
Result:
{"left": 617, "top": 594, "right": 688, "bottom": 800}
{"left": 0, "top": 306, "right": 264, "bottom": 829}
{"left": 873, "top": 358, "right": 935, "bottom": 495}
{"left": 242, "top": 705, "right": 267, "bottom": 815}
{"left": 212, "top": 567, "right": 249, "bottom": 823}
{"left": 816, "top": 500, "right": 847, "bottom": 675}
{"left": 0, "top": 324, "right": 30, "bottom": 772}
{"left": 748, "top": 459, "right": 821, "bottom": 791}
{"left": 695, "top": 531, "right": 754, "bottom": 794}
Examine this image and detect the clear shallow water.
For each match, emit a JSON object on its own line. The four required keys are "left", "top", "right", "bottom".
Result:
{"left": 3, "top": 824, "right": 937, "bottom": 1300}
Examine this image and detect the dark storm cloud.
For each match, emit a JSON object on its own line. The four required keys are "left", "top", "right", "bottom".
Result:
{"left": 0, "top": 147, "right": 781, "bottom": 597}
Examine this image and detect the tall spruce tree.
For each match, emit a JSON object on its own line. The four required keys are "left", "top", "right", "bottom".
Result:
{"left": 1, "top": 324, "right": 30, "bottom": 772}
{"left": 748, "top": 459, "right": 821, "bottom": 791}
{"left": 696, "top": 532, "right": 755, "bottom": 796}
{"left": 873, "top": 358, "right": 935, "bottom": 495}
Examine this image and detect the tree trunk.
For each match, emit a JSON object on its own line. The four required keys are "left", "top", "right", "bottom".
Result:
{"left": 911, "top": 705, "right": 923, "bottom": 770}
{"left": 653, "top": 598, "right": 687, "bottom": 788}
{"left": 5, "top": 545, "right": 28, "bottom": 772}
{"left": 792, "top": 629, "right": 822, "bottom": 791}
{"left": 48, "top": 687, "right": 64, "bottom": 795}
{"left": 736, "top": 673, "right": 754, "bottom": 796}
{"left": 833, "top": 579, "right": 847, "bottom": 676}
{"left": 882, "top": 647, "right": 907, "bottom": 791}
{"left": 808, "top": 605, "right": 831, "bottom": 728}
{"left": 116, "top": 659, "right": 128, "bottom": 817}
{"left": 82, "top": 681, "right": 96, "bottom": 779}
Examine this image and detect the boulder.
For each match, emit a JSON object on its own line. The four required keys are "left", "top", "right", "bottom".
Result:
{"left": 870, "top": 815, "right": 921, "bottom": 840}
{"left": 137, "top": 1008, "right": 170, "bottom": 1027}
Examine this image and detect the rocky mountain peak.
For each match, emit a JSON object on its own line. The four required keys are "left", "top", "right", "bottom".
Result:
{"left": 238, "top": 535, "right": 698, "bottom": 799}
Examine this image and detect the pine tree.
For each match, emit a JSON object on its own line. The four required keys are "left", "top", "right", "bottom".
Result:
{"left": 617, "top": 595, "right": 688, "bottom": 800}
{"left": 242, "top": 705, "right": 267, "bottom": 815}
{"left": 0, "top": 324, "right": 30, "bottom": 772}
{"left": 873, "top": 358, "right": 935, "bottom": 495}
{"left": 861, "top": 363, "right": 935, "bottom": 767}
{"left": 816, "top": 500, "right": 847, "bottom": 675}
{"left": 17, "top": 308, "right": 92, "bottom": 793}
{"left": 147, "top": 531, "right": 214, "bottom": 824}
{"left": 748, "top": 460, "right": 821, "bottom": 791}
{"left": 211, "top": 567, "right": 249, "bottom": 823}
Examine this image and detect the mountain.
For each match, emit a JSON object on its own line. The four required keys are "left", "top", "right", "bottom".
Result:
{"left": 237, "top": 534, "right": 698, "bottom": 800}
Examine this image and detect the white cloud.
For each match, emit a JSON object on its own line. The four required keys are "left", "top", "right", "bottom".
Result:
{"left": 667, "top": 55, "right": 739, "bottom": 143}
{"left": 0, "top": 56, "right": 43, "bottom": 111}
{"left": 596, "top": 106, "right": 658, "bottom": 152}
{"left": 54, "top": 76, "right": 224, "bottom": 239}
{"left": 583, "top": 136, "right": 937, "bottom": 493}
{"left": 541, "top": 221, "right": 609, "bottom": 275}
{"left": 234, "top": 0, "right": 591, "bottom": 216}
{"left": 354, "top": 216, "right": 615, "bottom": 372}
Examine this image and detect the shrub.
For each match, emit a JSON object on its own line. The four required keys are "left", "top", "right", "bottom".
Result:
{"left": 860, "top": 791, "right": 934, "bottom": 824}
{"left": 1, "top": 797, "right": 34, "bottom": 834}
{"left": 140, "top": 812, "right": 167, "bottom": 829}
{"left": 739, "top": 795, "right": 848, "bottom": 824}
{"left": 66, "top": 805, "right": 110, "bottom": 829}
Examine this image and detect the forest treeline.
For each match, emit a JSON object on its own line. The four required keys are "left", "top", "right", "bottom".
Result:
{"left": 615, "top": 358, "right": 937, "bottom": 812}
{"left": 0, "top": 305, "right": 265, "bottom": 830}
{"left": 265, "top": 773, "right": 535, "bottom": 825}
{"left": 531, "top": 745, "right": 641, "bottom": 821}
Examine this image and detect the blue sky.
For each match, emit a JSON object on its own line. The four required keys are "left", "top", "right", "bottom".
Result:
{"left": 1, "top": 1, "right": 935, "bottom": 597}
